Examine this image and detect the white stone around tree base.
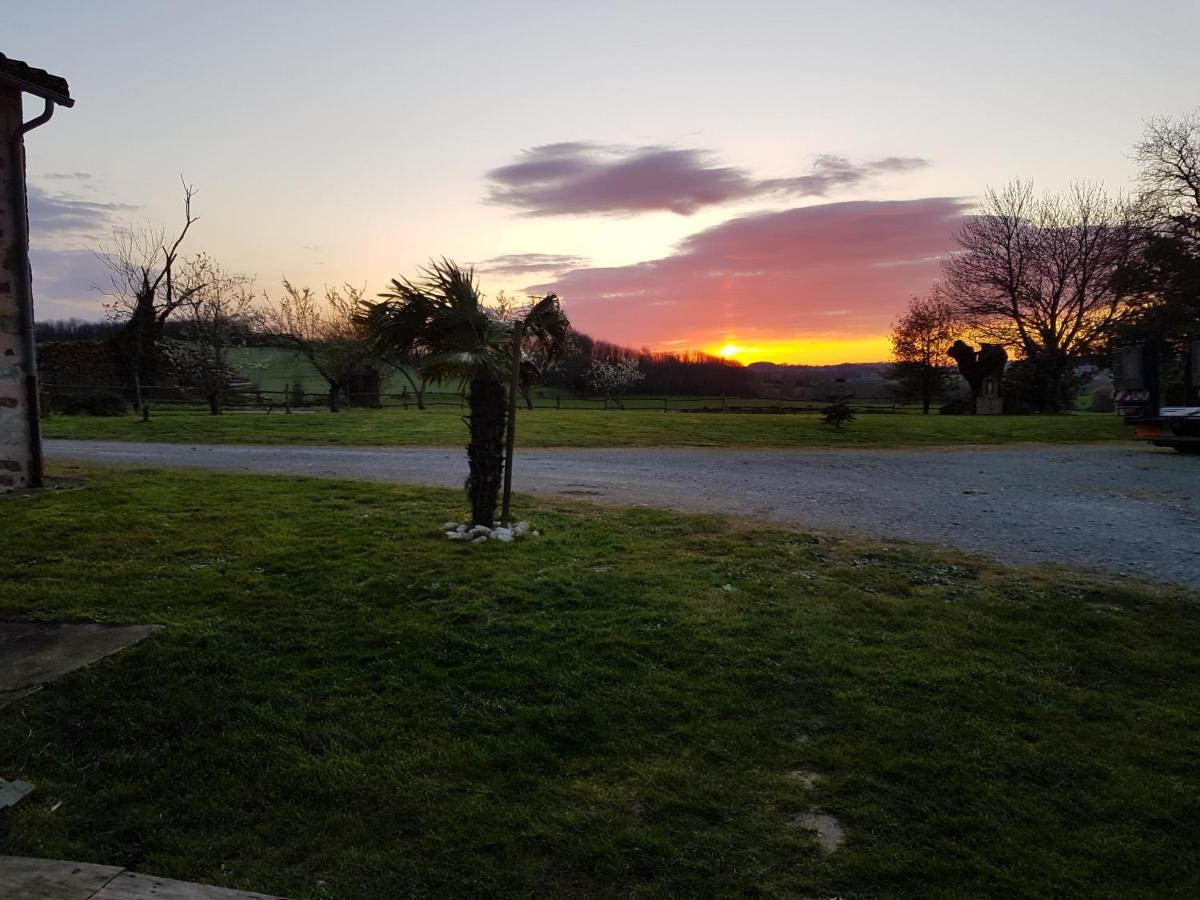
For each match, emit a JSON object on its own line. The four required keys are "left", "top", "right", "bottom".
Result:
{"left": 0, "top": 778, "right": 34, "bottom": 809}
{"left": 442, "top": 520, "right": 536, "bottom": 544}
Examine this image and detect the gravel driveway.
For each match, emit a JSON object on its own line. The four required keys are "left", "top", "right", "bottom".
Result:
{"left": 46, "top": 439, "right": 1200, "bottom": 588}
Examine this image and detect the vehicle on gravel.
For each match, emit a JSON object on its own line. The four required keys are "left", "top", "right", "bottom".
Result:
{"left": 1113, "top": 337, "right": 1200, "bottom": 453}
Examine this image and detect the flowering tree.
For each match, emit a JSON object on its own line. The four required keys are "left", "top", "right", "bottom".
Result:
{"left": 586, "top": 358, "right": 644, "bottom": 409}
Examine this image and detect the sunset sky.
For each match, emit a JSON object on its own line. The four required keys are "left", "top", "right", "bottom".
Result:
{"left": 10, "top": 1, "right": 1200, "bottom": 363}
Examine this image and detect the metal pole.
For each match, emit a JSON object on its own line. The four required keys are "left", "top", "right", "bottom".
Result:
{"left": 500, "top": 321, "right": 523, "bottom": 526}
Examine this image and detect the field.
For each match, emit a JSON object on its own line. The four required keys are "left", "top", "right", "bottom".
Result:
{"left": 1, "top": 466, "right": 1196, "bottom": 898}
{"left": 40, "top": 406, "right": 1128, "bottom": 448}
{"left": 222, "top": 347, "right": 895, "bottom": 410}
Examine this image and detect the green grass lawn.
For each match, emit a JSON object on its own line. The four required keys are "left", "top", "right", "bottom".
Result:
{"left": 41, "top": 406, "right": 1129, "bottom": 448}
{"left": 1, "top": 466, "right": 1196, "bottom": 898}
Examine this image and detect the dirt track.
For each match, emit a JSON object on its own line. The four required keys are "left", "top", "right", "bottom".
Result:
{"left": 45, "top": 439, "right": 1200, "bottom": 588}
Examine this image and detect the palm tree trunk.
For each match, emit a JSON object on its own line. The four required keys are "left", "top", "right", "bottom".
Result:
{"left": 466, "top": 375, "right": 506, "bottom": 526}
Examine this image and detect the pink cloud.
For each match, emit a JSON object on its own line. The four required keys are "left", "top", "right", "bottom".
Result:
{"left": 526, "top": 197, "right": 969, "bottom": 347}
{"left": 486, "top": 142, "right": 929, "bottom": 217}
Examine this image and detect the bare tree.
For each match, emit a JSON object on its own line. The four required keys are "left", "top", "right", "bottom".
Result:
{"left": 99, "top": 180, "right": 200, "bottom": 406}
{"left": 1134, "top": 110, "right": 1200, "bottom": 236}
{"left": 376, "top": 348, "right": 429, "bottom": 410}
{"left": 1124, "top": 111, "right": 1200, "bottom": 350}
{"left": 176, "top": 254, "right": 258, "bottom": 415}
{"left": 491, "top": 290, "right": 521, "bottom": 319}
{"left": 888, "top": 293, "right": 958, "bottom": 413}
{"left": 264, "top": 280, "right": 373, "bottom": 411}
{"left": 941, "top": 181, "right": 1138, "bottom": 411}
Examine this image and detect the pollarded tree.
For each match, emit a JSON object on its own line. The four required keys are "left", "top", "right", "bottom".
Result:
{"left": 889, "top": 293, "right": 958, "bottom": 413}
{"left": 358, "top": 259, "right": 569, "bottom": 526}
{"left": 99, "top": 180, "right": 201, "bottom": 406}
{"left": 941, "top": 181, "right": 1139, "bottom": 412}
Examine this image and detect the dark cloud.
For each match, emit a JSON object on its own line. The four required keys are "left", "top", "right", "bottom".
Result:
{"left": 526, "top": 197, "right": 969, "bottom": 346}
{"left": 39, "top": 171, "right": 92, "bottom": 181}
{"left": 757, "top": 155, "right": 929, "bottom": 198}
{"left": 26, "top": 185, "right": 137, "bottom": 236}
{"left": 474, "top": 252, "right": 591, "bottom": 276}
{"left": 486, "top": 143, "right": 930, "bottom": 216}
{"left": 28, "top": 248, "right": 113, "bottom": 319}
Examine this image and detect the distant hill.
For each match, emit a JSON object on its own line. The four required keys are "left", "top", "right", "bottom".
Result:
{"left": 747, "top": 361, "right": 894, "bottom": 400}
{"left": 747, "top": 361, "right": 892, "bottom": 376}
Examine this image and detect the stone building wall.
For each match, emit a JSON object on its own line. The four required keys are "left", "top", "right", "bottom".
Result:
{"left": 0, "top": 86, "right": 32, "bottom": 490}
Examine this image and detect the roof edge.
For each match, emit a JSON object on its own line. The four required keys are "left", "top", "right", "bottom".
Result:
{"left": 0, "top": 53, "right": 74, "bottom": 108}
{"left": 0, "top": 74, "right": 74, "bottom": 108}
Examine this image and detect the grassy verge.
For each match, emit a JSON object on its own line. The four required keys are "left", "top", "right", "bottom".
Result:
{"left": 40, "top": 407, "right": 1128, "bottom": 448}
{"left": 1, "top": 466, "right": 1196, "bottom": 898}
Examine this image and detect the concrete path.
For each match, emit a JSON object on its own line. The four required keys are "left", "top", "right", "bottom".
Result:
{"left": 45, "top": 439, "right": 1200, "bottom": 588}
{"left": 0, "top": 622, "right": 160, "bottom": 708}
{"left": 0, "top": 856, "right": 285, "bottom": 899}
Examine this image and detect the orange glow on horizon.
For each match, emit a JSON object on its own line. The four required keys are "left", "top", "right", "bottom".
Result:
{"left": 696, "top": 336, "right": 893, "bottom": 366}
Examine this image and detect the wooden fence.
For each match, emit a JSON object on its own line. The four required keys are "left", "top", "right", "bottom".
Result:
{"left": 40, "top": 383, "right": 923, "bottom": 415}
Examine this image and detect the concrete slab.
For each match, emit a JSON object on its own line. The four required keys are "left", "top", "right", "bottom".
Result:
{"left": 94, "top": 871, "right": 286, "bottom": 899}
{"left": 0, "top": 856, "right": 123, "bottom": 899}
{"left": 0, "top": 622, "right": 161, "bottom": 706}
{"left": 0, "top": 858, "right": 288, "bottom": 900}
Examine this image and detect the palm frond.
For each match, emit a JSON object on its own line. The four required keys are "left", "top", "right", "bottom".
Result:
{"left": 521, "top": 293, "right": 570, "bottom": 366}
{"left": 359, "top": 261, "right": 569, "bottom": 387}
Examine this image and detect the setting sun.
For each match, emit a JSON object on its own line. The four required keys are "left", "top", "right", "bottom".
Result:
{"left": 704, "top": 336, "right": 893, "bottom": 365}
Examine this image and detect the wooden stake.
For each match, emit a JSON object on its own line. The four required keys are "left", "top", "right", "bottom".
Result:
{"left": 500, "top": 321, "right": 523, "bottom": 527}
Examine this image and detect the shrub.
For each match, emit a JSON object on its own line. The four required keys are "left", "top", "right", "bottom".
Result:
{"left": 53, "top": 391, "right": 129, "bottom": 417}
{"left": 1089, "top": 385, "right": 1115, "bottom": 413}
{"left": 820, "top": 397, "right": 856, "bottom": 429}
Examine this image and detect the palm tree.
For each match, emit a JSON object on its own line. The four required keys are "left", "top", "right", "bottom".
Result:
{"left": 359, "top": 259, "right": 569, "bottom": 526}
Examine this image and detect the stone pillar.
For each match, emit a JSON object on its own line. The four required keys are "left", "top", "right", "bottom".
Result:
{"left": 0, "top": 86, "right": 37, "bottom": 490}
{"left": 976, "top": 375, "right": 1004, "bottom": 415}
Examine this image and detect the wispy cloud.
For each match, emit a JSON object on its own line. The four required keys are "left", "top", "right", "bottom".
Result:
{"left": 486, "top": 142, "right": 930, "bottom": 217}
{"left": 26, "top": 184, "right": 138, "bottom": 236}
{"left": 474, "top": 252, "right": 591, "bottom": 276}
{"left": 29, "top": 247, "right": 112, "bottom": 319}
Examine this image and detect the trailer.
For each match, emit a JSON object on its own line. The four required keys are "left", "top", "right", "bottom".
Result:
{"left": 1113, "top": 337, "right": 1200, "bottom": 453}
